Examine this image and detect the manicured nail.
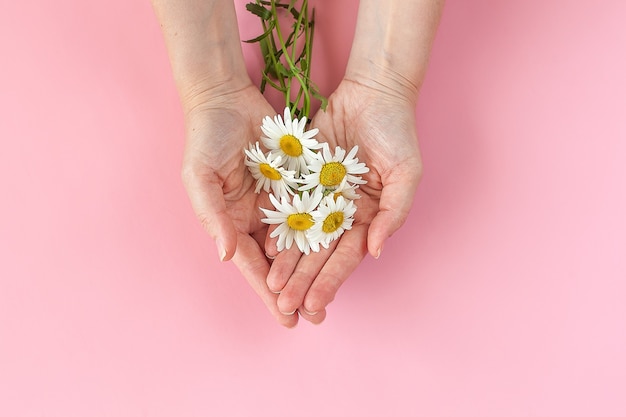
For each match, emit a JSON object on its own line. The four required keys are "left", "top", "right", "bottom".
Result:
{"left": 217, "top": 239, "right": 226, "bottom": 261}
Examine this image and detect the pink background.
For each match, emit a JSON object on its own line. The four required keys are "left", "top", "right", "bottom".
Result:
{"left": 1, "top": 0, "right": 625, "bottom": 415}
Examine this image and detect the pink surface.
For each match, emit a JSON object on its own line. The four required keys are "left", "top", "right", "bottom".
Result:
{"left": 1, "top": 0, "right": 625, "bottom": 415}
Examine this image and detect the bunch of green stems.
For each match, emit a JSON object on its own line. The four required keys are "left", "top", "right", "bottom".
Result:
{"left": 245, "top": 0, "right": 327, "bottom": 119}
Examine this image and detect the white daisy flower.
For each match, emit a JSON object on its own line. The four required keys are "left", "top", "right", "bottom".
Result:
{"left": 328, "top": 176, "right": 361, "bottom": 201}
{"left": 308, "top": 195, "right": 357, "bottom": 249}
{"left": 260, "top": 107, "right": 322, "bottom": 175}
{"left": 260, "top": 190, "right": 324, "bottom": 255}
{"left": 244, "top": 142, "right": 298, "bottom": 200}
{"left": 298, "top": 144, "right": 369, "bottom": 193}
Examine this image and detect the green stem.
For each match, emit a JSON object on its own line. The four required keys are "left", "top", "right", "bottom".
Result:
{"left": 246, "top": 0, "right": 325, "bottom": 118}
{"left": 260, "top": 5, "right": 286, "bottom": 92}
{"left": 271, "top": 0, "right": 311, "bottom": 117}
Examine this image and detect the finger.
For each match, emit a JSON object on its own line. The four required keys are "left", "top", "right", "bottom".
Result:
{"left": 264, "top": 224, "right": 280, "bottom": 258}
{"left": 367, "top": 168, "right": 421, "bottom": 259}
{"left": 303, "top": 224, "right": 368, "bottom": 313}
{"left": 298, "top": 306, "right": 327, "bottom": 325}
{"left": 276, "top": 240, "right": 338, "bottom": 315}
{"left": 266, "top": 245, "right": 301, "bottom": 294}
{"left": 231, "top": 232, "right": 299, "bottom": 328}
{"left": 182, "top": 168, "right": 238, "bottom": 262}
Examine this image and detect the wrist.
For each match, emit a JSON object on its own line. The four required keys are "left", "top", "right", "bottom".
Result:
{"left": 177, "top": 72, "right": 253, "bottom": 116}
{"left": 152, "top": 0, "right": 253, "bottom": 111}
{"left": 344, "top": 61, "right": 420, "bottom": 104}
{"left": 345, "top": 0, "right": 444, "bottom": 102}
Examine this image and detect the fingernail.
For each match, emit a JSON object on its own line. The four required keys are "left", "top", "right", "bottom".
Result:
{"left": 303, "top": 308, "right": 318, "bottom": 316}
{"left": 217, "top": 239, "right": 226, "bottom": 261}
{"left": 375, "top": 246, "right": 383, "bottom": 259}
{"left": 267, "top": 278, "right": 282, "bottom": 294}
{"left": 281, "top": 309, "right": 297, "bottom": 316}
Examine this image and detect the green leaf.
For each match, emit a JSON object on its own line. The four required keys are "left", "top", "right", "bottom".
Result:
{"left": 287, "top": 7, "right": 300, "bottom": 20}
{"left": 243, "top": 20, "right": 275, "bottom": 43}
{"left": 274, "top": 62, "right": 290, "bottom": 77}
{"left": 311, "top": 89, "right": 328, "bottom": 110}
{"left": 245, "top": 3, "right": 272, "bottom": 20}
{"left": 261, "top": 72, "right": 284, "bottom": 91}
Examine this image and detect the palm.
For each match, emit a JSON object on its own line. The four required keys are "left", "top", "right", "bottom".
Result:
{"left": 182, "top": 84, "right": 299, "bottom": 327}
{"left": 183, "top": 85, "right": 274, "bottom": 244}
{"left": 312, "top": 79, "right": 422, "bottom": 218}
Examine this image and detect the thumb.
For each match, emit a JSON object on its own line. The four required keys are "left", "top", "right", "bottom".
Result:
{"left": 367, "top": 168, "right": 421, "bottom": 259}
{"left": 182, "top": 168, "right": 238, "bottom": 261}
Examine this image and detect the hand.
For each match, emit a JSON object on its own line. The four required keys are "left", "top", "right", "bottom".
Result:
{"left": 181, "top": 83, "right": 300, "bottom": 327}
{"left": 264, "top": 79, "right": 424, "bottom": 323}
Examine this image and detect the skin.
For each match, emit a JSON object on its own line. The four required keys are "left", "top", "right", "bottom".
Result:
{"left": 151, "top": 0, "right": 444, "bottom": 327}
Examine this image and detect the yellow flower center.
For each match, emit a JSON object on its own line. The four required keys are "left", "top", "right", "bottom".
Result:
{"left": 287, "top": 213, "right": 314, "bottom": 231}
{"left": 279, "top": 134, "right": 303, "bottom": 157}
{"left": 322, "top": 212, "right": 344, "bottom": 234}
{"left": 319, "top": 162, "right": 346, "bottom": 187}
{"left": 259, "top": 163, "right": 282, "bottom": 180}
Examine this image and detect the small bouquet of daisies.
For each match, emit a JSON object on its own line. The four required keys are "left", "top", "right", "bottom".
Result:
{"left": 245, "top": 108, "right": 369, "bottom": 254}
{"left": 244, "top": 0, "right": 369, "bottom": 255}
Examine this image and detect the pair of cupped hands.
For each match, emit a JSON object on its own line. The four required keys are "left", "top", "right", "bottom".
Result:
{"left": 182, "top": 77, "right": 423, "bottom": 327}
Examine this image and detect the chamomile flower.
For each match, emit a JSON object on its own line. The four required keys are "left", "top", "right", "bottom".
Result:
{"left": 308, "top": 195, "right": 357, "bottom": 249}
{"left": 260, "top": 190, "right": 324, "bottom": 255}
{"left": 260, "top": 107, "right": 322, "bottom": 174}
{"left": 298, "top": 144, "right": 369, "bottom": 193}
{"left": 329, "top": 177, "right": 361, "bottom": 201}
{"left": 244, "top": 142, "right": 298, "bottom": 200}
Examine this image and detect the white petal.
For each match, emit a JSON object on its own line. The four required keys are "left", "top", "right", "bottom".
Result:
{"left": 345, "top": 145, "right": 359, "bottom": 161}
{"left": 334, "top": 146, "right": 346, "bottom": 161}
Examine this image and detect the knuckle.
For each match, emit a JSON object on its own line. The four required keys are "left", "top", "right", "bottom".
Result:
{"left": 196, "top": 212, "right": 217, "bottom": 238}
{"left": 180, "top": 163, "right": 198, "bottom": 188}
{"left": 390, "top": 206, "right": 409, "bottom": 228}
{"left": 337, "top": 236, "right": 367, "bottom": 262}
{"left": 320, "top": 270, "right": 344, "bottom": 298}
